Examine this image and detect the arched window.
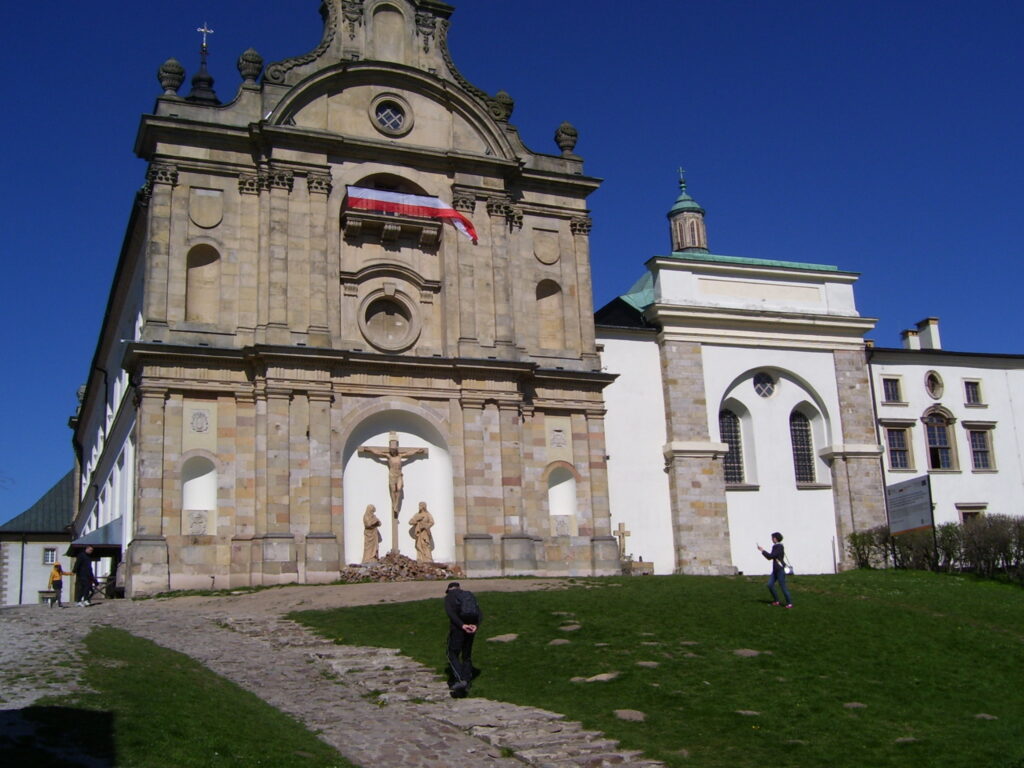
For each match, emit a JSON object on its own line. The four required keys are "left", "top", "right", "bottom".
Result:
{"left": 789, "top": 411, "right": 816, "bottom": 483}
{"left": 185, "top": 245, "right": 220, "bottom": 324}
{"left": 924, "top": 411, "right": 957, "bottom": 470}
{"left": 718, "top": 409, "right": 744, "bottom": 484}
{"left": 536, "top": 280, "right": 565, "bottom": 350}
{"left": 182, "top": 456, "right": 217, "bottom": 511}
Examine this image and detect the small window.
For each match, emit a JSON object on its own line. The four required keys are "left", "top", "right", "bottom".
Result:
{"left": 924, "top": 412, "right": 956, "bottom": 470}
{"left": 968, "top": 429, "right": 994, "bottom": 471}
{"left": 789, "top": 411, "right": 816, "bottom": 483}
{"left": 719, "top": 409, "right": 744, "bottom": 484}
{"left": 753, "top": 372, "right": 776, "bottom": 398}
{"left": 43, "top": 548, "right": 57, "bottom": 565}
{"left": 882, "top": 377, "right": 903, "bottom": 403}
{"left": 956, "top": 504, "right": 986, "bottom": 524}
{"left": 964, "top": 380, "right": 983, "bottom": 406}
{"left": 885, "top": 427, "right": 912, "bottom": 470}
{"left": 369, "top": 93, "right": 414, "bottom": 137}
{"left": 925, "top": 371, "right": 944, "bottom": 400}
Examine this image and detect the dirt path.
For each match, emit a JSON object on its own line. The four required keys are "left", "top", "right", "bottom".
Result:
{"left": 1, "top": 580, "right": 664, "bottom": 768}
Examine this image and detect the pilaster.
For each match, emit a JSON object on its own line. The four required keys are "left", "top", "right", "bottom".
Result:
{"left": 307, "top": 171, "right": 332, "bottom": 345}
{"left": 142, "top": 163, "right": 178, "bottom": 339}
{"left": 267, "top": 168, "right": 293, "bottom": 343}
{"left": 572, "top": 216, "right": 600, "bottom": 366}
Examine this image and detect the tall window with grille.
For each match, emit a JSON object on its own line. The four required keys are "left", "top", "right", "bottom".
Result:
{"left": 882, "top": 377, "right": 902, "bottom": 403}
{"left": 968, "top": 429, "right": 993, "bottom": 470}
{"left": 885, "top": 427, "right": 912, "bottom": 470}
{"left": 719, "top": 409, "right": 744, "bottom": 484}
{"left": 924, "top": 412, "right": 956, "bottom": 470}
{"left": 789, "top": 411, "right": 816, "bottom": 483}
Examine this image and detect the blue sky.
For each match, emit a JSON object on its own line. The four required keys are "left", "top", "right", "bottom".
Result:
{"left": 1, "top": 0, "right": 1021, "bottom": 522}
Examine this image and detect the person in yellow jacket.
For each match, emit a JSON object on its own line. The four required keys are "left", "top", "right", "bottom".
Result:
{"left": 47, "top": 562, "right": 71, "bottom": 607}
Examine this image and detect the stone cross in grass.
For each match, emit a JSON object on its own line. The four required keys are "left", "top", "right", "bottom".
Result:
{"left": 614, "top": 522, "right": 631, "bottom": 559}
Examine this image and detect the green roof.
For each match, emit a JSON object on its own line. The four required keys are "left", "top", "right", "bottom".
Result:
{"left": 620, "top": 271, "right": 655, "bottom": 313}
{"left": 0, "top": 471, "right": 75, "bottom": 534}
{"left": 667, "top": 183, "right": 705, "bottom": 216}
{"left": 660, "top": 250, "right": 839, "bottom": 272}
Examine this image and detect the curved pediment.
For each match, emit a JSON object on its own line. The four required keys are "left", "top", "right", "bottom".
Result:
{"left": 267, "top": 63, "right": 516, "bottom": 161}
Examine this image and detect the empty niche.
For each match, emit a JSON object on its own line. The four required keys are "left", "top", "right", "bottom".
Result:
{"left": 185, "top": 244, "right": 220, "bottom": 324}
{"left": 536, "top": 280, "right": 565, "bottom": 350}
{"left": 182, "top": 456, "right": 217, "bottom": 535}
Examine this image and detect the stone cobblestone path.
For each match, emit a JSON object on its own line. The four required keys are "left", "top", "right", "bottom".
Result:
{"left": 1, "top": 580, "right": 664, "bottom": 768}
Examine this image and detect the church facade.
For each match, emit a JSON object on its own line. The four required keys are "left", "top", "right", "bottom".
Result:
{"left": 72, "top": 0, "right": 618, "bottom": 596}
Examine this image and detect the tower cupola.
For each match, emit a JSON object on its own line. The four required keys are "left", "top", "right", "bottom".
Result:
{"left": 667, "top": 170, "right": 708, "bottom": 253}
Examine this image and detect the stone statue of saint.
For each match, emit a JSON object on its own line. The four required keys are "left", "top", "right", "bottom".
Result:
{"left": 359, "top": 432, "right": 429, "bottom": 519}
{"left": 408, "top": 501, "right": 435, "bottom": 563}
{"left": 362, "top": 504, "right": 382, "bottom": 563}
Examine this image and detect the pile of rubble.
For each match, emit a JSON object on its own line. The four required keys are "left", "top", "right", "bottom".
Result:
{"left": 338, "top": 552, "right": 464, "bottom": 583}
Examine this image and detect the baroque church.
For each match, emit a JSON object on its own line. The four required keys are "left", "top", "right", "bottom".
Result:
{"left": 67, "top": 0, "right": 1022, "bottom": 598}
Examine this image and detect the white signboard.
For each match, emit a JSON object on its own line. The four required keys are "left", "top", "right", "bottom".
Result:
{"left": 886, "top": 476, "right": 933, "bottom": 535}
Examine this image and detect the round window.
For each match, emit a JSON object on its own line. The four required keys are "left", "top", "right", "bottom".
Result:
{"left": 369, "top": 93, "right": 414, "bottom": 137}
{"left": 925, "top": 371, "right": 944, "bottom": 400}
{"left": 358, "top": 293, "right": 420, "bottom": 352}
{"left": 753, "top": 372, "right": 776, "bottom": 398}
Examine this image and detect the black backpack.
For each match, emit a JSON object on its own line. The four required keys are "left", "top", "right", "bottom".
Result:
{"left": 455, "top": 589, "right": 482, "bottom": 623}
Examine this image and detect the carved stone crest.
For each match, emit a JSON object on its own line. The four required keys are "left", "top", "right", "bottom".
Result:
{"left": 343, "top": 0, "right": 365, "bottom": 40}
{"left": 415, "top": 10, "right": 436, "bottom": 52}
{"left": 190, "top": 410, "right": 210, "bottom": 434}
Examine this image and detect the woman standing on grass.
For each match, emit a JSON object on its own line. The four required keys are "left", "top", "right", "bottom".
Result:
{"left": 757, "top": 532, "right": 792, "bottom": 608}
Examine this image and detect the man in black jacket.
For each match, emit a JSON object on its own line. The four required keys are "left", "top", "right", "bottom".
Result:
{"left": 444, "top": 582, "right": 480, "bottom": 697}
{"left": 757, "top": 532, "right": 793, "bottom": 608}
{"left": 73, "top": 546, "right": 97, "bottom": 607}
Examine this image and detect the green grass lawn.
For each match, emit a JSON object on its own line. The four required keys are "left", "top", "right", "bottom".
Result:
{"left": 292, "top": 570, "right": 1024, "bottom": 768}
{"left": 10, "top": 626, "right": 355, "bottom": 768}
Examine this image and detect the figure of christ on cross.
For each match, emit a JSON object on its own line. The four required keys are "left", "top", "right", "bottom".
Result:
{"left": 359, "top": 432, "right": 429, "bottom": 553}
{"left": 614, "top": 521, "right": 631, "bottom": 560}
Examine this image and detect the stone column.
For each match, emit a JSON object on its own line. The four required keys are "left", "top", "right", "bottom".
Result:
{"left": 231, "top": 391, "right": 256, "bottom": 587}
{"left": 585, "top": 410, "right": 619, "bottom": 575}
{"left": 452, "top": 192, "right": 477, "bottom": 356}
{"left": 499, "top": 402, "right": 535, "bottom": 574}
{"left": 829, "top": 349, "right": 887, "bottom": 568}
{"left": 263, "top": 388, "right": 297, "bottom": 582}
{"left": 126, "top": 387, "right": 170, "bottom": 596}
{"left": 306, "top": 172, "right": 332, "bottom": 345}
{"left": 658, "top": 339, "right": 735, "bottom": 575}
{"left": 141, "top": 163, "right": 178, "bottom": 340}
{"left": 571, "top": 216, "right": 600, "bottom": 366}
{"left": 461, "top": 399, "right": 499, "bottom": 576}
{"left": 487, "top": 197, "right": 516, "bottom": 355}
{"left": 267, "top": 169, "right": 293, "bottom": 344}
{"left": 305, "top": 390, "right": 340, "bottom": 581}
{"left": 237, "top": 173, "right": 263, "bottom": 342}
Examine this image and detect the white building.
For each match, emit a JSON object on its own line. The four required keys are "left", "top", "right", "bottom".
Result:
{"left": 598, "top": 179, "right": 887, "bottom": 575}
{"left": 869, "top": 321, "right": 1024, "bottom": 526}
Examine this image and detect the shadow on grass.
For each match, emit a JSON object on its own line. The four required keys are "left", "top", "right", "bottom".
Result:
{"left": 0, "top": 706, "right": 115, "bottom": 767}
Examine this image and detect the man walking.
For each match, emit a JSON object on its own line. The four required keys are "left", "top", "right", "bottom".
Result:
{"left": 73, "top": 545, "right": 97, "bottom": 607}
{"left": 444, "top": 582, "right": 480, "bottom": 697}
{"left": 757, "top": 532, "right": 793, "bottom": 608}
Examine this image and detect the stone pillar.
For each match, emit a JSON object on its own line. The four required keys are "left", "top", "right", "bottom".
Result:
{"left": 141, "top": 163, "right": 178, "bottom": 340}
{"left": 499, "top": 402, "right": 535, "bottom": 574}
{"left": 267, "top": 169, "right": 293, "bottom": 344}
{"left": 658, "top": 339, "right": 735, "bottom": 575}
{"left": 488, "top": 197, "right": 516, "bottom": 354}
{"left": 585, "top": 410, "right": 619, "bottom": 575}
{"left": 263, "top": 388, "right": 297, "bottom": 582}
{"left": 126, "top": 387, "right": 170, "bottom": 596}
{"left": 829, "top": 350, "right": 887, "bottom": 568}
{"left": 306, "top": 391, "right": 340, "bottom": 581}
{"left": 306, "top": 172, "right": 332, "bottom": 345}
{"left": 237, "top": 173, "right": 262, "bottom": 342}
{"left": 452, "top": 192, "right": 478, "bottom": 356}
{"left": 571, "top": 216, "right": 600, "bottom": 366}
{"left": 231, "top": 391, "right": 256, "bottom": 587}
{"left": 462, "top": 399, "right": 500, "bottom": 576}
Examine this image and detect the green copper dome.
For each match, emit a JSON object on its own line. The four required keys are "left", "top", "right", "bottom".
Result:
{"left": 668, "top": 178, "right": 705, "bottom": 217}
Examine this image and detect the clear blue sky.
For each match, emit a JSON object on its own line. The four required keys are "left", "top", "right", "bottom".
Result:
{"left": 1, "top": 0, "right": 1021, "bottom": 522}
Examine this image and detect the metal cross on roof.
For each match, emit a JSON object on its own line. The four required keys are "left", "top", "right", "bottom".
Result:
{"left": 678, "top": 167, "right": 687, "bottom": 189}
{"left": 197, "top": 22, "right": 215, "bottom": 49}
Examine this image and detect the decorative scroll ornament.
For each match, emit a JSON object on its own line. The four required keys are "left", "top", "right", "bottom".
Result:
{"left": 490, "top": 90, "right": 514, "bottom": 122}
{"left": 437, "top": 19, "right": 514, "bottom": 123}
{"left": 415, "top": 10, "right": 436, "bottom": 53}
{"left": 571, "top": 216, "right": 593, "bottom": 235}
{"left": 343, "top": 0, "right": 365, "bottom": 40}
{"left": 157, "top": 58, "right": 185, "bottom": 96}
{"left": 265, "top": 1, "right": 339, "bottom": 83}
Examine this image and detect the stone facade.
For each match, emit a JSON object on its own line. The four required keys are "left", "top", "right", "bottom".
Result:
{"left": 74, "top": 0, "right": 615, "bottom": 596}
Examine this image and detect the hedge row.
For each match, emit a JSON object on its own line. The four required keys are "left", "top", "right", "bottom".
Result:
{"left": 847, "top": 514, "right": 1024, "bottom": 583}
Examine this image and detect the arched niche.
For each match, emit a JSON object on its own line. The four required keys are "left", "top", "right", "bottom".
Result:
{"left": 341, "top": 409, "right": 453, "bottom": 564}
{"left": 181, "top": 454, "right": 218, "bottom": 536}
{"left": 185, "top": 244, "right": 220, "bottom": 324}
{"left": 544, "top": 461, "right": 580, "bottom": 536}
{"left": 536, "top": 280, "right": 565, "bottom": 350}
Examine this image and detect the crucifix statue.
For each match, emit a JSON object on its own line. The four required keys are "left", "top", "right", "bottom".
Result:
{"left": 359, "top": 432, "right": 428, "bottom": 553}
{"left": 614, "top": 521, "right": 631, "bottom": 559}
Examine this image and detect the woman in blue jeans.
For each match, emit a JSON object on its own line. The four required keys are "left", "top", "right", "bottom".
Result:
{"left": 757, "top": 532, "right": 792, "bottom": 608}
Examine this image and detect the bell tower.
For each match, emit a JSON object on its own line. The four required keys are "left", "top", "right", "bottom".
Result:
{"left": 667, "top": 170, "right": 708, "bottom": 253}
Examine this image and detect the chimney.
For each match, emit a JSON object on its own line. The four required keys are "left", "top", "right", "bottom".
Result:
{"left": 916, "top": 317, "right": 941, "bottom": 350}
{"left": 901, "top": 329, "right": 921, "bottom": 350}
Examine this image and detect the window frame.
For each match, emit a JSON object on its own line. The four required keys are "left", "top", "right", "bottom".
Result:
{"left": 881, "top": 376, "right": 905, "bottom": 404}
{"left": 962, "top": 421, "right": 996, "bottom": 472}
{"left": 42, "top": 548, "right": 57, "bottom": 565}
{"left": 922, "top": 409, "right": 959, "bottom": 472}
{"left": 718, "top": 408, "right": 745, "bottom": 485}
{"left": 882, "top": 424, "right": 915, "bottom": 471}
{"left": 963, "top": 379, "right": 985, "bottom": 407}
{"left": 789, "top": 410, "right": 817, "bottom": 484}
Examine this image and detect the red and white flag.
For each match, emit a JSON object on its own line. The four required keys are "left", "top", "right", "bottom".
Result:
{"left": 345, "top": 186, "right": 478, "bottom": 244}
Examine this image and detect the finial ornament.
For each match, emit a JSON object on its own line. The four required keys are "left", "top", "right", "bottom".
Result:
{"left": 678, "top": 167, "right": 687, "bottom": 190}
{"left": 197, "top": 22, "right": 215, "bottom": 50}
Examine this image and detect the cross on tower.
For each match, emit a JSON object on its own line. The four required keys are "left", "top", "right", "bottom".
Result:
{"left": 678, "top": 167, "right": 687, "bottom": 189}
{"left": 614, "top": 521, "right": 631, "bottom": 559}
{"left": 197, "top": 22, "right": 215, "bottom": 50}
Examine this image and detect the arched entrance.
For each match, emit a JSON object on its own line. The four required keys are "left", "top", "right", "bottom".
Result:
{"left": 342, "top": 410, "right": 454, "bottom": 564}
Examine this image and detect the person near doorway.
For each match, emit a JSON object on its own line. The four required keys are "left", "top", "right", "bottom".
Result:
{"left": 73, "top": 546, "right": 97, "bottom": 607}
